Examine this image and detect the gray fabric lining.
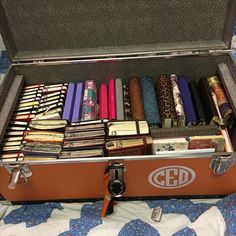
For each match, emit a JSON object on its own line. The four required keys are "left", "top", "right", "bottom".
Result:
{"left": 0, "top": 0, "right": 231, "bottom": 60}
{"left": 14, "top": 53, "right": 233, "bottom": 85}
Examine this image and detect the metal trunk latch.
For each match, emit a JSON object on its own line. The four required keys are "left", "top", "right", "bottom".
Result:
{"left": 107, "top": 163, "right": 126, "bottom": 197}
{"left": 4, "top": 164, "right": 32, "bottom": 189}
{"left": 209, "top": 153, "right": 236, "bottom": 175}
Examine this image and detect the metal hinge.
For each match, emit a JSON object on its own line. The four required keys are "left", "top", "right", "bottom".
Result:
{"left": 3, "top": 164, "right": 32, "bottom": 189}
{"left": 209, "top": 153, "right": 236, "bottom": 175}
{"left": 33, "top": 60, "right": 44, "bottom": 64}
{"left": 12, "top": 60, "right": 45, "bottom": 65}
{"left": 170, "top": 49, "right": 228, "bottom": 56}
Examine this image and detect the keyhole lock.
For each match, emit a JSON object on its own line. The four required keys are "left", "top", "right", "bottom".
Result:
{"left": 106, "top": 163, "right": 126, "bottom": 197}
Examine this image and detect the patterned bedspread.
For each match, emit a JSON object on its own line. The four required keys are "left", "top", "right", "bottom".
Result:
{"left": 0, "top": 194, "right": 236, "bottom": 236}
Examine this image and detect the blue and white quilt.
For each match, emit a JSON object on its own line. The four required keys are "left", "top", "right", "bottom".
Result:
{"left": 0, "top": 193, "right": 236, "bottom": 236}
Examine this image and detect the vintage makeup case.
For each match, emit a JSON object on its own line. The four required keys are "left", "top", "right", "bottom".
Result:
{"left": 0, "top": 0, "right": 236, "bottom": 203}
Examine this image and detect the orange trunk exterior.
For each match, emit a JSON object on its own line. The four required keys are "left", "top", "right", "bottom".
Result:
{"left": 1, "top": 157, "right": 236, "bottom": 202}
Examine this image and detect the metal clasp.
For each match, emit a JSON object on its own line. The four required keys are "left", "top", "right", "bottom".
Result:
{"left": 209, "top": 153, "right": 236, "bottom": 175}
{"left": 4, "top": 164, "right": 32, "bottom": 189}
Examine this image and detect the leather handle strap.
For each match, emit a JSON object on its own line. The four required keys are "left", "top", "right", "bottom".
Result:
{"left": 100, "top": 172, "right": 113, "bottom": 217}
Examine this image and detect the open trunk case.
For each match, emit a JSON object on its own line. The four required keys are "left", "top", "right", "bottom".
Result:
{"left": 0, "top": 0, "right": 236, "bottom": 202}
